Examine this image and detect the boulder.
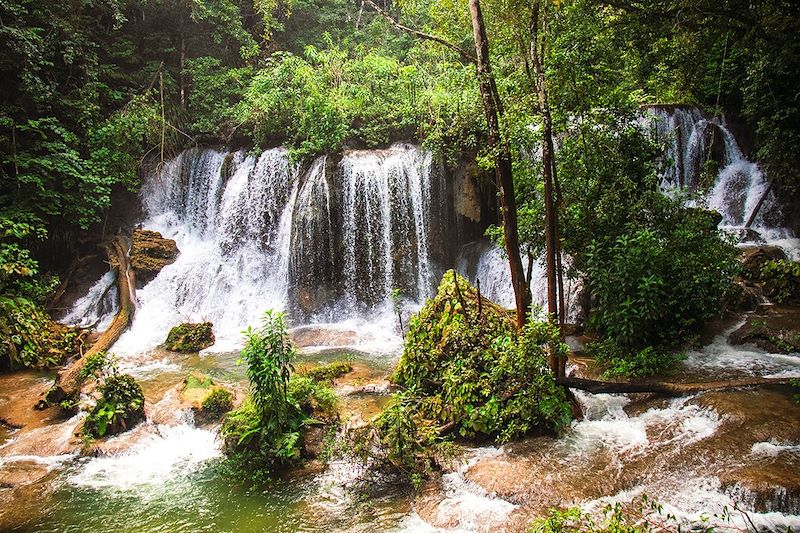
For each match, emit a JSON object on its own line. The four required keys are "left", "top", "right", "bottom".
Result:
{"left": 730, "top": 305, "right": 800, "bottom": 354}
{"left": 130, "top": 229, "right": 178, "bottom": 284}
{"left": 164, "top": 322, "right": 215, "bottom": 352}
{"left": 741, "top": 246, "right": 787, "bottom": 280}
{"left": 179, "top": 372, "right": 234, "bottom": 424}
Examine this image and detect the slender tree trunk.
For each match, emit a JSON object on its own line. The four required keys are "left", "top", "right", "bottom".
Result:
{"left": 469, "top": 0, "right": 532, "bottom": 329}
{"left": 530, "top": 0, "right": 566, "bottom": 376}
{"left": 180, "top": 31, "right": 187, "bottom": 108}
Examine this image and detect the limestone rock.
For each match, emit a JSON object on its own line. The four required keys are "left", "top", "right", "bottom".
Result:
{"left": 130, "top": 229, "right": 178, "bottom": 284}
{"left": 179, "top": 372, "right": 234, "bottom": 424}
{"left": 730, "top": 305, "right": 800, "bottom": 353}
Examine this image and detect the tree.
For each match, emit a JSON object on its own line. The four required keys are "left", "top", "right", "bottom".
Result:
{"left": 365, "top": 0, "right": 533, "bottom": 328}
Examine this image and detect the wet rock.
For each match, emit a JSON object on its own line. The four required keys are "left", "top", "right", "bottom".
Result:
{"left": 741, "top": 246, "right": 788, "bottom": 280}
{"left": 290, "top": 325, "right": 358, "bottom": 348}
{"left": 303, "top": 425, "right": 327, "bottom": 459}
{"left": 729, "top": 305, "right": 800, "bottom": 353}
{"left": 164, "top": 322, "right": 215, "bottom": 352}
{"left": 723, "top": 280, "right": 762, "bottom": 313}
{"left": 130, "top": 229, "right": 178, "bottom": 284}
{"left": 179, "top": 372, "right": 234, "bottom": 423}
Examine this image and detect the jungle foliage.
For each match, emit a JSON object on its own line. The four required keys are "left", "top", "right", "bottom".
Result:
{"left": 221, "top": 311, "right": 341, "bottom": 479}
{"left": 375, "top": 271, "right": 571, "bottom": 476}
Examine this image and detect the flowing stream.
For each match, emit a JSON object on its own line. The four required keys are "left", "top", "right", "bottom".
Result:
{"left": 4, "top": 109, "right": 800, "bottom": 531}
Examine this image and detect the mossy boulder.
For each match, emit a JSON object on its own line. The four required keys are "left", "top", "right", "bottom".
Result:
{"left": 83, "top": 374, "right": 145, "bottom": 438}
{"left": 375, "top": 271, "right": 571, "bottom": 475}
{"left": 297, "top": 360, "right": 353, "bottom": 382}
{"left": 130, "top": 229, "right": 178, "bottom": 284}
{"left": 180, "top": 372, "right": 234, "bottom": 423}
{"left": 165, "top": 322, "right": 215, "bottom": 352}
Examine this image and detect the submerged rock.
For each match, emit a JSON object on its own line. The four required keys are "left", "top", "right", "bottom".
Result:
{"left": 130, "top": 229, "right": 178, "bottom": 284}
{"left": 164, "top": 322, "right": 215, "bottom": 352}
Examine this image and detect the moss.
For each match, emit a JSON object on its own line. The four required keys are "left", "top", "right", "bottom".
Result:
{"left": 83, "top": 374, "right": 145, "bottom": 438}
{"left": 298, "top": 360, "right": 353, "bottom": 382}
{"left": 202, "top": 387, "right": 234, "bottom": 414}
{"left": 375, "top": 271, "right": 571, "bottom": 476}
{"left": 164, "top": 322, "right": 215, "bottom": 352}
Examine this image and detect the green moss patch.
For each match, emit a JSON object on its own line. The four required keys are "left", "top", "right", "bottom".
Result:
{"left": 165, "top": 322, "right": 215, "bottom": 352}
{"left": 298, "top": 360, "right": 353, "bottom": 382}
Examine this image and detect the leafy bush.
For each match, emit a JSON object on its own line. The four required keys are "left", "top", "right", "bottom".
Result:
{"left": 83, "top": 374, "right": 145, "bottom": 438}
{"left": 79, "top": 351, "right": 116, "bottom": 379}
{"left": 222, "top": 310, "right": 339, "bottom": 477}
{"left": 584, "top": 206, "right": 739, "bottom": 351}
{"left": 590, "top": 339, "right": 683, "bottom": 379}
{"left": 760, "top": 260, "right": 800, "bottom": 304}
{"left": 377, "top": 271, "right": 571, "bottom": 475}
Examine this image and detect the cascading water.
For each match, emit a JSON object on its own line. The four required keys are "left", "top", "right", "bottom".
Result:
{"left": 113, "top": 147, "right": 300, "bottom": 353}
{"left": 60, "top": 271, "right": 119, "bottom": 331}
{"left": 646, "top": 106, "right": 799, "bottom": 258}
{"left": 337, "top": 145, "right": 436, "bottom": 312}
{"left": 109, "top": 143, "right": 448, "bottom": 354}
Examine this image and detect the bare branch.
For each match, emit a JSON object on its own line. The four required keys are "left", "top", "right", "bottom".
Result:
{"left": 362, "top": 0, "right": 477, "bottom": 64}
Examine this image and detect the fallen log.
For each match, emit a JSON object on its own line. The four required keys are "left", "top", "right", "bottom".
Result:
{"left": 558, "top": 376, "right": 797, "bottom": 397}
{"left": 47, "top": 235, "right": 136, "bottom": 403}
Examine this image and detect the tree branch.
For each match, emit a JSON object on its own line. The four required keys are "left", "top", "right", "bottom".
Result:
{"left": 363, "top": 0, "right": 477, "bottom": 64}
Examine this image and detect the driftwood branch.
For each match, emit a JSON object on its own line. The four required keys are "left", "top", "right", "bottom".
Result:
{"left": 49, "top": 235, "right": 136, "bottom": 402}
{"left": 558, "top": 376, "right": 796, "bottom": 397}
{"left": 362, "top": 0, "right": 477, "bottom": 64}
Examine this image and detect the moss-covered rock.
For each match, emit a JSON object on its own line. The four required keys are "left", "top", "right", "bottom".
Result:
{"left": 164, "top": 322, "right": 215, "bottom": 352}
{"left": 130, "top": 229, "right": 178, "bottom": 284}
{"left": 297, "top": 360, "right": 353, "bottom": 382}
{"left": 179, "top": 371, "right": 234, "bottom": 423}
{"left": 375, "top": 270, "right": 571, "bottom": 475}
{"left": 83, "top": 374, "right": 145, "bottom": 438}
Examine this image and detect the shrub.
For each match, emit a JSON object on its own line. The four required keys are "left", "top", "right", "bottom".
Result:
{"left": 83, "top": 374, "right": 145, "bottom": 438}
{"left": 589, "top": 339, "right": 683, "bottom": 379}
{"left": 221, "top": 310, "right": 339, "bottom": 478}
{"left": 584, "top": 205, "right": 739, "bottom": 350}
{"left": 376, "top": 271, "right": 571, "bottom": 476}
{"left": 760, "top": 259, "right": 800, "bottom": 304}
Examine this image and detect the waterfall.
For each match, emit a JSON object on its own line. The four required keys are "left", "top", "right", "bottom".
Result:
{"left": 114, "top": 148, "right": 300, "bottom": 353}
{"left": 109, "top": 143, "right": 446, "bottom": 353}
{"left": 456, "top": 240, "right": 584, "bottom": 322}
{"left": 645, "top": 106, "right": 799, "bottom": 257}
{"left": 337, "top": 144, "right": 436, "bottom": 313}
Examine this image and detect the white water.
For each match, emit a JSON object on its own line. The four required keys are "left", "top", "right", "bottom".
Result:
{"left": 456, "top": 240, "right": 583, "bottom": 321}
{"left": 646, "top": 107, "right": 799, "bottom": 259}
{"left": 69, "top": 423, "right": 222, "bottom": 491}
{"left": 61, "top": 271, "right": 119, "bottom": 331}
{"left": 109, "top": 143, "right": 447, "bottom": 355}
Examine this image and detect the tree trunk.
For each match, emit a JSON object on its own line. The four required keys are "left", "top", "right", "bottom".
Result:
{"left": 558, "top": 376, "right": 796, "bottom": 396}
{"left": 50, "top": 236, "right": 136, "bottom": 401}
{"left": 530, "top": 0, "right": 565, "bottom": 376}
{"left": 469, "top": 0, "right": 532, "bottom": 329}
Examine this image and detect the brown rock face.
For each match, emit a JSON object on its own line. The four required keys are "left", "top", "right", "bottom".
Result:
{"left": 130, "top": 229, "right": 178, "bottom": 284}
{"left": 729, "top": 304, "right": 800, "bottom": 353}
{"left": 741, "top": 246, "right": 788, "bottom": 280}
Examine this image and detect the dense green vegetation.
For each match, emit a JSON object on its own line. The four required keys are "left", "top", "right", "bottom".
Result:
{"left": 375, "top": 271, "right": 571, "bottom": 478}
{"left": 1, "top": 0, "right": 797, "bottom": 374}
{"left": 221, "top": 311, "right": 341, "bottom": 478}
